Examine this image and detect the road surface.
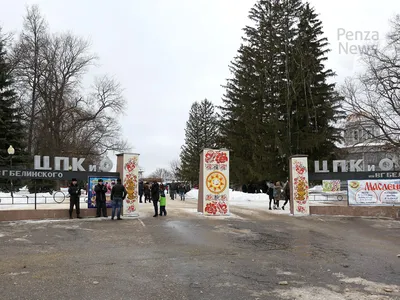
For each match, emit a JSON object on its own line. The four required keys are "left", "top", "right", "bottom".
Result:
{"left": 0, "top": 197, "right": 399, "bottom": 299}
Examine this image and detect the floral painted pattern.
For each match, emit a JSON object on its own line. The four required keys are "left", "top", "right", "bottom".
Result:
{"left": 123, "top": 155, "right": 139, "bottom": 216}
{"left": 203, "top": 150, "right": 229, "bottom": 216}
{"left": 292, "top": 158, "right": 309, "bottom": 215}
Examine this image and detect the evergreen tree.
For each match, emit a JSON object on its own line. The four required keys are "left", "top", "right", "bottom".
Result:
{"left": 180, "top": 99, "right": 218, "bottom": 183}
{"left": 0, "top": 31, "right": 29, "bottom": 191}
{"left": 287, "top": 3, "right": 344, "bottom": 157}
{"left": 220, "top": 0, "right": 343, "bottom": 184}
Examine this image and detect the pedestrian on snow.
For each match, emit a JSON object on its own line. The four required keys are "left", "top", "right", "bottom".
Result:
{"left": 170, "top": 180, "right": 176, "bottom": 200}
{"left": 178, "top": 184, "right": 185, "bottom": 201}
{"left": 151, "top": 181, "right": 160, "bottom": 217}
{"left": 160, "top": 187, "right": 167, "bottom": 216}
{"left": 274, "top": 181, "right": 283, "bottom": 209}
{"left": 94, "top": 179, "right": 108, "bottom": 218}
{"left": 110, "top": 178, "right": 127, "bottom": 220}
{"left": 68, "top": 178, "right": 81, "bottom": 219}
{"left": 144, "top": 182, "right": 151, "bottom": 203}
{"left": 139, "top": 180, "right": 144, "bottom": 203}
{"left": 267, "top": 181, "right": 274, "bottom": 210}
{"left": 282, "top": 181, "right": 290, "bottom": 210}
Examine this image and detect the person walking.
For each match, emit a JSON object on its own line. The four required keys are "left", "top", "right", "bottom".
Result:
{"left": 139, "top": 180, "right": 144, "bottom": 203}
{"left": 282, "top": 181, "right": 290, "bottom": 210}
{"left": 170, "top": 181, "right": 176, "bottom": 200}
{"left": 68, "top": 178, "right": 81, "bottom": 219}
{"left": 144, "top": 182, "right": 151, "bottom": 203}
{"left": 94, "top": 179, "right": 108, "bottom": 218}
{"left": 267, "top": 181, "right": 274, "bottom": 210}
{"left": 178, "top": 184, "right": 185, "bottom": 201}
{"left": 151, "top": 181, "right": 160, "bottom": 217}
{"left": 110, "top": 178, "right": 127, "bottom": 220}
{"left": 274, "top": 181, "right": 283, "bottom": 209}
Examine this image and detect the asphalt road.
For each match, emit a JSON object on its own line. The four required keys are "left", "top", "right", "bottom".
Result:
{"left": 0, "top": 198, "right": 399, "bottom": 300}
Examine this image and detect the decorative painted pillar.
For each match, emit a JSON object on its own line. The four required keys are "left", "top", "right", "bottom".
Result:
{"left": 116, "top": 153, "right": 140, "bottom": 217}
{"left": 289, "top": 155, "right": 310, "bottom": 215}
{"left": 198, "top": 149, "right": 230, "bottom": 215}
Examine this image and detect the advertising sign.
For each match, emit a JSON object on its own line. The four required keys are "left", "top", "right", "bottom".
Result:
{"left": 322, "top": 180, "right": 341, "bottom": 192}
{"left": 202, "top": 149, "right": 229, "bottom": 216}
{"left": 348, "top": 179, "right": 400, "bottom": 206}
{"left": 88, "top": 176, "right": 118, "bottom": 208}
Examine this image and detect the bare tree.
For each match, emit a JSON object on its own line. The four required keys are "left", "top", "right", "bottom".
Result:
{"left": 169, "top": 159, "right": 181, "bottom": 180}
{"left": 341, "top": 15, "right": 400, "bottom": 151}
{"left": 11, "top": 5, "right": 130, "bottom": 162}
{"left": 11, "top": 5, "right": 48, "bottom": 155}
{"left": 149, "top": 168, "right": 173, "bottom": 182}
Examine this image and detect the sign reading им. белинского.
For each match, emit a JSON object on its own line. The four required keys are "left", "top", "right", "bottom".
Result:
{"left": 0, "top": 155, "right": 115, "bottom": 180}
{"left": 348, "top": 179, "right": 400, "bottom": 206}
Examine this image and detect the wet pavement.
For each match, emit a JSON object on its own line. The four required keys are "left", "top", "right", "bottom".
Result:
{"left": 0, "top": 198, "right": 399, "bottom": 299}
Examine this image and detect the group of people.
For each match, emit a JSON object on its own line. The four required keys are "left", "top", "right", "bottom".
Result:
{"left": 68, "top": 177, "right": 127, "bottom": 220}
{"left": 148, "top": 181, "right": 167, "bottom": 217}
{"left": 138, "top": 180, "right": 189, "bottom": 203}
{"left": 266, "top": 181, "right": 290, "bottom": 210}
{"left": 242, "top": 180, "right": 290, "bottom": 210}
{"left": 168, "top": 181, "right": 190, "bottom": 201}
{"left": 69, "top": 178, "right": 169, "bottom": 219}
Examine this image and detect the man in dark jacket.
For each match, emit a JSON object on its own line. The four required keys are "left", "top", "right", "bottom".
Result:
{"left": 144, "top": 182, "right": 151, "bottom": 203}
{"left": 178, "top": 184, "right": 185, "bottom": 201}
{"left": 110, "top": 178, "right": 127, "bottom": 220}
{"left": 151, "top": 181, "right": 160, "bottom": 217}
{"left": 68, "top": 178, "right": 81, "bottom": 219}
{"left": 170, "top": 181, "right": 176, "bottom": 200}
{"left": 139, "top": 181, "right": 144, "bottom": 203}
{"left": 94, "top": 179, "right": 108, "bottom": 218}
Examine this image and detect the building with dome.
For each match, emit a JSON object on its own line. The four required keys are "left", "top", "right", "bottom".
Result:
{"left": 341, "top": 113, "right": 399, "bottom": 171}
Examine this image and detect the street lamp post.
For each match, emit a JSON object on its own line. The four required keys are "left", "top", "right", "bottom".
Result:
{"left": 7, "top": 145, "right": 15, "bottom": 198}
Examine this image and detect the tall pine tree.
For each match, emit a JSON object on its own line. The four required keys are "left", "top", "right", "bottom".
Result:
{"left": 180, "top": 99, "right": 218, "bottom": 183}
{"left": 220, "top": 0, "right": 343, "bottom": 184}
{"left": 0, "top": 31, "right": 29, "bottom": 191}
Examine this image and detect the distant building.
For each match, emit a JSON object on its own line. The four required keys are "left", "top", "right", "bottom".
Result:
{"left": 341, "top": 113, "right": 399, "bottom": 171}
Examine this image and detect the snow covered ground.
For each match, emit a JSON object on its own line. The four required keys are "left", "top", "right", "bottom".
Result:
{"left": 186, "top": 188, "right": 347, "bottom": 208}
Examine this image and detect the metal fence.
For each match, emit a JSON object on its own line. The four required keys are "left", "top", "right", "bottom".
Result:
{"left": 308, "top": 193, "right": 346, "bottom": 202}
{"left": 0, "top": 191, "right": 88, "bottom": 206}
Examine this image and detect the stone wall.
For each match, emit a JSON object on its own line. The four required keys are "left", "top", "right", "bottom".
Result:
{"left": 310, "top": 205, "right": 400, "bottom": 219}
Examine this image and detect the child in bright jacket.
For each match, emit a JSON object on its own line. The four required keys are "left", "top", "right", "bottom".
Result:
{"left": 159, "top": 189, "right": 167, "bottom": 216}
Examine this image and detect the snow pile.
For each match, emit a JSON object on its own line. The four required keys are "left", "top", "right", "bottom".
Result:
{"left": 186, "top": 189, "right": 199, "bottom": 199}
{"left": 186, "top": 188, "right": 270, "bottom": 208}
{"left": 185, "top": 188, "right": 345, "bottom": 206}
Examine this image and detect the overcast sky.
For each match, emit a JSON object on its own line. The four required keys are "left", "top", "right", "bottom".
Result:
{"left": 0, "top": 0, "right": 399, "bottom": 175}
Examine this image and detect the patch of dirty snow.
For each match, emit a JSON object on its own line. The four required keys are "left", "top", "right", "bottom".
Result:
{"left": 213, "top": 225, "right": 258, "bottom": 238}
{"left": 273, "top": 286, "right": 393, "bottom": 299}
{"left": 8, "top": 271, "right": 29, "bottom": 276}
{"left": 13, "top": 238, "right": 32, "bottom": 243}
{"left": 3, "top": 217, "right": 110, "bottom": 227}
{"left": 333, "top": 273, "right": 400, "bottom": 294}
{"left": 276, "top": 268, "right": 296, "bottom": 276}
{"left": 51, "top": 224, "right": 94, "bottom": 231}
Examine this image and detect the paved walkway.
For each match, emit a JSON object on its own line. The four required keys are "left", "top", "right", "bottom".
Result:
{"left": 0, "top": 198, "right": 399, "bottom": 299}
